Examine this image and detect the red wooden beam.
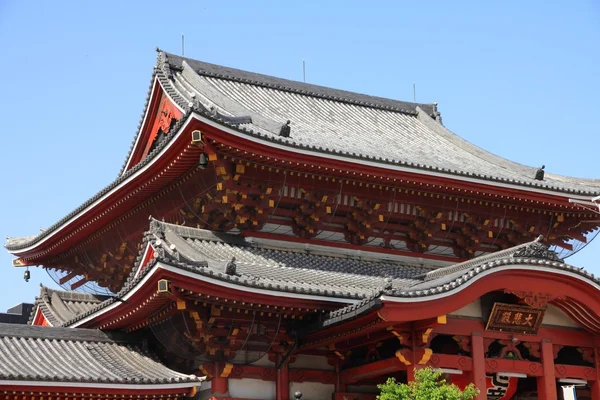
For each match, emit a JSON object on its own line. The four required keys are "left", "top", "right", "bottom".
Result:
{"left": 213, "top": 363, "right": 335, "bottom": 384}
{"left": 485, "top": 358, "right": 543, "bottom": 377}
{"left": 340, "top": 356, "right": 407, "bottom": 383}
{"left": 435, "top": 318, "right": 597, "bottom": 348}
{"left": 427, "top": 353, "right": 474, "bottom": 372}
{"left": 300, "top": 311, "right": 388, "bottom": 350}
{"left": 554, "top": 364, "right": 597, "bottom": 381}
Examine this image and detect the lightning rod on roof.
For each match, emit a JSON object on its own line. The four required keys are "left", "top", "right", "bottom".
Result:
{"left": 182, "top": 33, "right": 185, "bottom": 56}
{"left": 413, "top": 83, "right": 416, "bottom": 103}
{"left": 303, "top": 60, "right": 306, "bottom": 83}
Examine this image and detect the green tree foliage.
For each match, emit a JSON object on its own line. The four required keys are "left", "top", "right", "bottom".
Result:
{"left": 377, "top": 367, "right": 479, "bottom": 400}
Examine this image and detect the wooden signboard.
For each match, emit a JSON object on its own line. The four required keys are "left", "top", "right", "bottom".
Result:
{"left": 485, "top": 302, "right": 545, "bottom": 335}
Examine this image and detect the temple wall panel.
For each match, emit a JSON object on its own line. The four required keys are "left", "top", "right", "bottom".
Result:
{"left": 347, "top": 385, "right": 379, "bottom": 394}
{"left": 449, "top": 299, "right": 482, "bottom": 318}
{"left": 289, "top": 382, "right": 334, "bottom": 400}
{"left": 542, "top": 304, "right": 578, "bottom": 328}
{"left": 196, "top": 381, "right": 212, "bottom": 400}
{"left": 251, "top": 354, "right": 276, "bottom": 367}
{"left": 289, "top": 354, "right": 334, "bottom": 371}
{"left": 229, "top": 378, "right": 275, "bottom": 399}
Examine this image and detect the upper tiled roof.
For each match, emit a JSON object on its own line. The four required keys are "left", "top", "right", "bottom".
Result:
{"left": 29, "top": 285, "right": 109, "bottom": 326}
{"left": 161, "top": 51, "right": 600, "bottom": 196}
{"left": 0, "top": 323, "right": 202, "bottom": 386}
{"left": 6, "top": 49, "right": 598, "bottom": 256}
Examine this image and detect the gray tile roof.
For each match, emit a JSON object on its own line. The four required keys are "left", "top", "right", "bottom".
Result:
{"left": 29, "top": 285, "right": 110, "bottom": 326}
{"left": 148, "top": 220, "right": 428, "bottom": 299}
{"left": 388, "top": 238, "right": 599, "bottom": 298}
{"left": 61, "top": 220, "right": 430, "bottom": 327}
{"left": 163, "top": 51, "right": 599, "bottom": 196}
{"left": 6, "top": 49, "right": 598, "bottom": 256}
{"left": 0, "top": 323, "right": 202, "bottom": 386}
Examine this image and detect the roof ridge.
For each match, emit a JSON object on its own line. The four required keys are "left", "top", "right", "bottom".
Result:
{"left": 161, "top": 51, "right": 437, "bottom": 117}
{"left": 420, "top": 236, "right": 563, "bottom": 282}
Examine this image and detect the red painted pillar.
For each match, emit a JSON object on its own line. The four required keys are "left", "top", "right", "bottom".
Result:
{"left": 471, "top": 333, "right": 487, "bottom": 400}
{"left": 334, "top": 363, "right": 347, "bottom": 394}
{"left": 277, "top": 359, "right": 290, "bottom": 400}
{"left": 211, "top": 362, "right": 229, "bottom": 397}
{"left": 590, "top": 348, "right": 600, "bottom": 400}
{"left": 537, "top": 340, "right": 557, "bottom": 400}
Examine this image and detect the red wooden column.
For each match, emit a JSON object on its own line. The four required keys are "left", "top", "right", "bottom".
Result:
{"left": 407, "top": 330, "right": 417, "bottom": 382}
{"left": 211, "top": 362, "right": 230, "bottom": 397}
{"left": 471, "top": 333, "right": 487, "bottom": 400}
{"left": 537, "top": 339, "right": 557, "bottom": 400}
{"left": 590, "top": 348, "right": 600, "bottom": 400}
{"left": 276, "top": 355, "right": 290, "bottom": 400}
{"left": 334, "top": 363, "right": 347, "bottom": 395}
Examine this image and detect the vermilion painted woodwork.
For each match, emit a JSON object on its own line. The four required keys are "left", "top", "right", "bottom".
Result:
{"left": 14, "top": 113, "right": 595, "bottom": 267}
{"left": 537, "top": 340, "right": 558, "bottom": 400}
{"left": 436, "top": 318, "right": 596, "bottom": 348}
{"left": 378, "top": 270, "right": 600, "bottom": 334}
{"left": 340, "top": 356, "right": 407, "bottom": 383}
{"left": 591, "top": 348, "right": 600, "bottom": 400}
{"left": 140, "top": 92, "right": 183, "bottom": 161}
{"left": 202, "top": 363, "right": 335, "bottom": 385}
{"left": 31, "top": 307, "right": 51, "bottom": 326}
{"left": 471, "top": 334, "right": 487, "bottom": 400}
{"left": 276, "top": 359, "right": 289, "bottom": 400}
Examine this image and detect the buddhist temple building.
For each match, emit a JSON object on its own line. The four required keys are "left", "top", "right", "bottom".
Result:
{"left": 4, "top": 49, "right": 600, "bottom": 400}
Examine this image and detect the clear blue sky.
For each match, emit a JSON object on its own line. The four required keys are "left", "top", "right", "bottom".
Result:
{"left": 0, "top": 1, "right": 599, "bottom": 311}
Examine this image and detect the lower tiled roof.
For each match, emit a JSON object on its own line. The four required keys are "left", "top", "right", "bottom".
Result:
{"left": 0, "top": 323, "right": 202, "bottom": 387}
{"left": 29, "top": 286, "right": 109, "bottom": 326}
{"left": 150, "top": 220, "right": 429, "bottom": 299}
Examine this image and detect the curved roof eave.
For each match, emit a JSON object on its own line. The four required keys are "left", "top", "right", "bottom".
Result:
{"left": 164, "top": 51, "right": 599, "bottom": 197}
{"left": 191, "top": 111, "right": 600, "bottom": 199}
{"left": 4, "top": 112, "right": 195, "bottom": 254}
{"left": 381, "top": 259, "right": 600, "bottom": 302}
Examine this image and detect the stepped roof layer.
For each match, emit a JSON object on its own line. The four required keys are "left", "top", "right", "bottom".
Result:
{"left": 62, "top": 221, "right": 600, "bottom": 333}
{"left": 62, "top": 220, "right": 432, "bottom": 327}
{"left": 5, "top": 50, "right": 599, "bottom": 255}
{"left": 157, "top": 51, "right": 600, "bottom": 195}
{"left": 29, "top": 285, "right": 109, "bottom": 326}
{"left": 0, "top": 323, "right": 202, "bottom": 387}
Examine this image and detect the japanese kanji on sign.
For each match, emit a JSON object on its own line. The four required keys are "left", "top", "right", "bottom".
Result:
{"left": 485, "top": 302, "right": 545, "bottom": 335}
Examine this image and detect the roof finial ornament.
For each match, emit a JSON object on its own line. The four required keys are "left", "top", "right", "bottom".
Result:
{"left": 226, "top": 257, "right": 237, "bottom": 276}
{"left": 535, "top": 234, "right": 544, "bottom": 243}
{"left": 384, "top": 276, "right": 393, "bottom": 290}
{"left": 279, "top": 120, "right": 291, "bottom": 138}
{"left": 534, "top": 165, "right": 545, "bottom": 181}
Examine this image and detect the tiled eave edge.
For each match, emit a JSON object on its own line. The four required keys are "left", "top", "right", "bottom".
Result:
{"left": 381, "top": 257, "right": 600, "bottom": 300}
{"left": 65, "top": 255, "right": 363, "bottom": 329}
{"left": 192, "top": 109, "right": 600, "bottom": 198}
{"left": 4, "top": 109, "right": 193, "bottom": 253}
{"left": 0, "top": 380, "right": 201, "bottom": 391}
{"left": 7, "top": 57, "right": 598, "bottom": 254}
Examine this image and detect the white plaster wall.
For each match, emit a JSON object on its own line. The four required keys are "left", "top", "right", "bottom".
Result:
{"left": 229, "top": 378, "right": 276, "bottom": 400}
{"left": 196, "top": 381, "right": 211, "bottom": 400}
{"left": 347, "top": 384, "right": 379, "bottom": 394}
{"left": 290, "top": 354, "right": 334, "bottom": 370}
{"left": 542, "top": 304, "right": 578, "bottom": 328}
{"left": 290, "top": 382, "right": 334, "bottom": 400}
{"left": 449, "top": 299, "right": 482, "bottom": 318}
{"left": 252, "top": 353, "right": 276, "bottom": 367}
